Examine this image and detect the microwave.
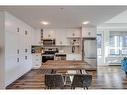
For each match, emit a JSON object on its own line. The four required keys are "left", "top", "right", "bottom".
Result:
{"left": 43, "top": 39, "right": 55, "bottom": 46}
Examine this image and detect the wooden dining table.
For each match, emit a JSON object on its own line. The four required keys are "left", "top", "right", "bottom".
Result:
{"left": 41, "top": 60, "right": 96, "bottom": 74}
{"left": 41, "top": 60, "right": 96, "bottom": 86}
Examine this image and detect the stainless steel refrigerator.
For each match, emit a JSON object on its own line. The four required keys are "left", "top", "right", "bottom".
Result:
{"left": 83, "top": 38, "right": 97, "bottom": 68}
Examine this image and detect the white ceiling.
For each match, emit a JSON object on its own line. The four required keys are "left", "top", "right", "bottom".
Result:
{"left": 106, "top": 10, "right": 127, "bottom": 23}
{"left": 0, "top": 6, "right": 127, "bottom": 28}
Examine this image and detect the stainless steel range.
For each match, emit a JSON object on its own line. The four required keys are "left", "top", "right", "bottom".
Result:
{"left": 42, "top": 47, "right": 58, "bottom": 63}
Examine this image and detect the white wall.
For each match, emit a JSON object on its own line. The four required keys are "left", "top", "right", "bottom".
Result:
{"left": 97, "top": 29, "right": 110, "bottom": 66}
{"left": 5, "top": 12, "right": 33, "bottom": 87}
{"left": 0, "top": 11, "right": 5, "bottom": 89}
{"left": 31, "top": 29, "right": 41, "bottom": 45}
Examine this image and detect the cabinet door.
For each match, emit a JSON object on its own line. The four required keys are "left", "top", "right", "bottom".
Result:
{"left": 5, "top": 31, "right": 17, "bottom": 57}
{"left": 67, "top": 29, "right": 81, "bottom": 37}
{"left": 55, "top": 29, "right": 68, "bottom": 45}
{"left": 82, "top": 27, "right": 96, "bottom": 38}
{"left": 43, "top": 29, "right": 55, "bottom": 39}
{"left": 66, "top": 54, "right": 81, "bottom": 60}
{"left": 32, "top": 54, "right": 42, "bottom": 68}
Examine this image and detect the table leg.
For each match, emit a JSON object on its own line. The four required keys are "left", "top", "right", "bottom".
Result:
{"left": 51, "top": 69, "right": 56, "bottom": 74}
{"left": 80, "top": 69, "right": 82, "bottom": 74}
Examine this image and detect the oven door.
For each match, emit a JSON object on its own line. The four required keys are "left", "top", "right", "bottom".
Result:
{"left": 42, "top": 55, "right": 54, "bottom": 63}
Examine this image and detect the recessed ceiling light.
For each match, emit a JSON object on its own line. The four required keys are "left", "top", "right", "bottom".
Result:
{"left": 40, "top": 21, "right": 49, "bottom": 25}
{"left": 82, "top": 21, "right": 90, "bottom": 25}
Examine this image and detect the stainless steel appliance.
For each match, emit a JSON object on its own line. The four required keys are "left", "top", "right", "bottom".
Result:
{"left": 43, "top": 39, "right": 55, "bottom": 46}
{"left": 83, "top": 38, "right": 97, "bottom": 67}
{"left": 42, "top": 47, "right": 58, "bottom": 63}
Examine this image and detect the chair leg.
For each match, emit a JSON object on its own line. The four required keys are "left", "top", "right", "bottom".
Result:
{"left": 83, "top": 86, "right": 88, "bottom": 90}
{"left": 61, "top": 87, "right": 64, "bottom": 89}
{"left": 71, "top": 86, "right": 75, "bottom": 89}
{"left": 86, "top": 86, "right": 88, "bottom": 89}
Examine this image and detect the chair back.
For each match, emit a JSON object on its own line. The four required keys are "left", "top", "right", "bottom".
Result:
{"left": 71, "top": 74, "right": 92, "bottom": 89}
{"left": 45, "top": 74, "right": 64, "bottom": 89}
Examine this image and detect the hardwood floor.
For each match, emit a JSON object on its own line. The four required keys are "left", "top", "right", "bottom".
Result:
{"left": 6, "top": 66, "right": 127, "bottom": 89}
{"left": 91, "top": 66, "right": 127, "bottom": 89}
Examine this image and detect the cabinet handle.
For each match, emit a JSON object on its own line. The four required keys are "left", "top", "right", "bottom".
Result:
{"left": 25, "top": 49, "right": 28, "bottom": 53}
{"left": 25, "top": 56, "right": 27, "bottom": 60}
{"left": 17, "top": 27, "right": 19, "bottom": 32}
{"left": 17, "top": 58, "right": 19, "bottom": 62}
{"left": 17, "top": 49, "right": 19, "bottom": 54}
{"left": 88, "top": 32, "right": 91, "bottom": 36}
{"left": 25, "top": 30, "right": 28, "bottom": 35}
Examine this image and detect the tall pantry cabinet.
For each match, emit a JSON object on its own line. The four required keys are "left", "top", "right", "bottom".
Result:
{"left": 5, "top": 12, "right": 33, "bottom": 86}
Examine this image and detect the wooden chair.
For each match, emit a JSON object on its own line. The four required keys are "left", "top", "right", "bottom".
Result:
{"left": 71, "top": 74, "right": 92, "bottom": 89}
{"left": 45, "top": 74, "right": 64, "bottom": 89}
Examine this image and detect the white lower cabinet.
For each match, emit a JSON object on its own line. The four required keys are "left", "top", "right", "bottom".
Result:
{"left": 66, "top": 54, "right": 82, "bottom": 60}
{"left": 32, "top": 53, "right": 42, "bottom": 69}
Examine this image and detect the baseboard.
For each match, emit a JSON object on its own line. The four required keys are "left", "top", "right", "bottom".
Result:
{"left": 108, "top": 63, "right": 121, "bottom": 66}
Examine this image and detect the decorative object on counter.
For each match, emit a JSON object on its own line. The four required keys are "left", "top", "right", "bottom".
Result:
{"left": 41, "top": 48, "right": 44, "bottom": 54}
{"left": 31, "top": 45, "right": 42, "bottom": 53}
{"left": 72, "top": 39, "right": 76, "bottom": 53}
{"left": 72, "top": 46, "right": 75, "bottom": 53}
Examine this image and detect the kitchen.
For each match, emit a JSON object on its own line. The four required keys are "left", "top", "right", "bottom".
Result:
{"left": 31, "top": 27, "right": 97, "bottom": 69}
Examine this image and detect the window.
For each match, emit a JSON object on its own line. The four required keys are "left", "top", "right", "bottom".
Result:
{"left": 109, "top": 31, "right": 127, "bottom": 55}
{"left": 122, "top": 35, "right": 127, "bottom": 54}
{"left": 109, "top": 35, "right": 120, "bottom": 55}
{"left": 122, "top": 35, "right": 127, "bottom": 47}
{"left": 97, "top": 34, "right": 102, "bottom": 56}
{"left": 110, "top": 35, "right": 120, "bottom": 47}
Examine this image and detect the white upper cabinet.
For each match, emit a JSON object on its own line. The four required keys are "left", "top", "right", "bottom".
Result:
{"left": 43, "top": 29, "right": 55, "bottom": 39}
{"left": 67, "top": 29, "right": 81, "bottom": 37}
{"left": 82, "top": 26, "right": 96, "bottom": 38}
{"left": 43, "top": 29, "right": 68, "bottom": 45}
{"left": 55, "top": 29, "right": 68, "bottom": 45}
{"left": 42, "top": 28, "right": 81, "bottom": 46}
